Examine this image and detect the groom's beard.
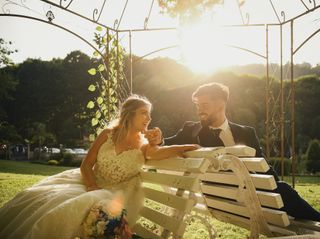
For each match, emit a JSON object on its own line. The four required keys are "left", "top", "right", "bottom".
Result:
{"left": 199, "top": 113, "right": 216, "bottom": 127}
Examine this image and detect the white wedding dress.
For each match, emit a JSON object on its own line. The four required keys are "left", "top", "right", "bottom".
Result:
{"left": 0, "top": 136, "right": 145, "bottom": 239}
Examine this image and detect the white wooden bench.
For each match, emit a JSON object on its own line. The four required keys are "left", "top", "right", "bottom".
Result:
{"left": 185, "top": 146, "right": 320, "bottom": 239}
{"left": 132, "top": 156, "right": 210, "bottom": 239}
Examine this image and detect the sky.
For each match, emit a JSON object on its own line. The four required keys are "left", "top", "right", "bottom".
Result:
{"left": 0, "top": 0, "right": 319, "bottom": 74}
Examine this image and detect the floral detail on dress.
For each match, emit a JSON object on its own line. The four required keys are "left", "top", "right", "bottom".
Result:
{"left": 94, "top": 136, "right": 145, "bottom": 188}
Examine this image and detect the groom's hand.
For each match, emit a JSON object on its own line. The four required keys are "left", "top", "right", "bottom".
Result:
{"left": 144, "top": 127, "right": 163, "bottom": 146}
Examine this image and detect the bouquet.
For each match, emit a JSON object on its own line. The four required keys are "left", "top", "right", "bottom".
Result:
{"left": 81, "top": 194, "right": 132, "bottom": 239}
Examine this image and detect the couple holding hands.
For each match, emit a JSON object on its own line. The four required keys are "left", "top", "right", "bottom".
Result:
{"left": 1, "top": 82, "right": 319, "bottom": 239}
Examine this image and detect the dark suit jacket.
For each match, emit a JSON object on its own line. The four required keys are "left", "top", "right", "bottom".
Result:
{"left": 164, "top": 121, "right": 278, "bottom": 180}
{"left": 164, "top": 121, "right": 262, "bottom": 155}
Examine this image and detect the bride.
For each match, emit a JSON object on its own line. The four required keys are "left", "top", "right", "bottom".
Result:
{"left": 0, "top": 95, "right": 198, "bottom": 239}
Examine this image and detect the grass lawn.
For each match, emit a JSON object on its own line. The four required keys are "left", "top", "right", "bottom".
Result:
{"left": 0, "top": 160, "right": 75, "bottom": 208}
{"left": 0, "top": 160, "right": 319, "bottom": 238}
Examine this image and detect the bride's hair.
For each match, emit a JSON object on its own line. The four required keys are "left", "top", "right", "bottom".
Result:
{"left": 111, "top": 94, "right": 151, "bottom": 144}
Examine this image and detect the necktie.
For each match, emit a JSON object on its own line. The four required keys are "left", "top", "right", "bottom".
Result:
{"left": 210, "top": 128, "right": 224, "bottom": 147}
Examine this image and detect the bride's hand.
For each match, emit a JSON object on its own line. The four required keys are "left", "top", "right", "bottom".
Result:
{"left": 177, "top": 144, "right": 200, "bottom": 157}
{"left": 87, "top": 185, "right": 100, "bottom": 191}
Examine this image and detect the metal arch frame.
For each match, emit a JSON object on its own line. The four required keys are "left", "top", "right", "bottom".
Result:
{"left": 1, "top": 0, "right": 320, "bottom": 186}
{"left": 230, "top": 1, "right": 320, "bottom": 186}
{"left": 0, "top": 13, "right": 104, "bottom": 59}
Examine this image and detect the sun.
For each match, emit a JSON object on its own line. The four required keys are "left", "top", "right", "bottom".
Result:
{"left": 178, "top": 19, "right": 232, "bottom": 74}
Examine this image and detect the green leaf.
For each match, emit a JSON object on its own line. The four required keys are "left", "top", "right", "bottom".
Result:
{"left": 101, "top": 104, "right": 107, "bottom": 111}
{"left": 98, "top": 64, "right": 105, "bottom": 72}
{"left": 96, "top": 26, "right": 103, "bottom": 31}
{"left": 91, "top": 118, "right": 99, "bottom": 126}
{"left": 89, "top": 134, "right": 95, "bottom": 142}
{"left": 97, "top": 97, "right": 103, "bottom": 105}
{"left": 96, "top": 111, "right": 101, "bottom": 119}
{"left": 88, "top": 68, "right": 97, "bottom": 75}
{"left": 88, "top": 85, "right": 96, "bottom": 92}
{"left": 87, "top": 101, "right": 95, "bottom": 109}
{"left": 93, "top": 51, "right": 99, "bottom": 57}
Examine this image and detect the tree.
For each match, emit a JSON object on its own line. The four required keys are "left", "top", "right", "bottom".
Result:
{"left": 158, "top": 0, "right": 223, "bottom": 21}
{"left": 0, "top": 38, "right": 18, "bottom": 67}
{"left": 0, "top": 39, "right": 20, "bottom": 148}
{"left": 28, "top": 122, "right": 56, "bottom": 148}
{"left": 306, "top": 139, "right": 320, "bottom": 173}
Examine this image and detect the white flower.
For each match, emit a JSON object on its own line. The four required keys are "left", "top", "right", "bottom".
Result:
{"left": 96, "top": 221, "right": 108, "bottom": 235}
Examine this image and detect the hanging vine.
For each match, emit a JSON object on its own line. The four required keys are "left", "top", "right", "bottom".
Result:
{"left": 86, "top": 26, "right": 128, "bottom": 141}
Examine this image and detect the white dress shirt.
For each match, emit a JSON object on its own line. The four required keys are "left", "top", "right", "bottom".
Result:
{"left": 209, "top": 119, "right": 235, "bottom": 146}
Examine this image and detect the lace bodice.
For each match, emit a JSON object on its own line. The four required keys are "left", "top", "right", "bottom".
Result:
{"left": 94, "top": 136, "right": 145, "bottom": 188}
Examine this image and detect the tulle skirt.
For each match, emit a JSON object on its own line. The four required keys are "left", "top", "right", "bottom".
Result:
{"left": 0, "top": 169, "right": 143, "bottom": 239}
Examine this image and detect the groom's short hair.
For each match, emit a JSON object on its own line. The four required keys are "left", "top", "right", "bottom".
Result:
{"left": 192, "top": 82, "right": 229, "bottom": 103}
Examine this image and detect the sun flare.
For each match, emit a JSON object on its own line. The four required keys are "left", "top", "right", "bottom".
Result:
{"left": 177, "top": 10, "right": 261, "bottom": 75}
{"left": 178, "top": 19, "right": 233, "bottom": 74}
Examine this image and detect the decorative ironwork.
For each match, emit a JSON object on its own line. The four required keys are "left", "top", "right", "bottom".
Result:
{"left": 59, "top": 0, "right": 73, "bottom": 9}
{"left": 144, "top": 0, "right": 155, "bottom": 29}
{"left": 115, "top": 0, "right": 129, "bottom": 30}
{"left": 300, "top": 0, "right": 317, "bottom": 10}
{"left": 2, "top": 0, "right": 28, "bottom": 14}
{"left": 236, "top": 0, "right": 250, "bottom": 25}
{"left": 92, "top": 0, "right": 107, "bottom": 23}
{"left": 46, "top": 10, "right": 54, "bottom": 22}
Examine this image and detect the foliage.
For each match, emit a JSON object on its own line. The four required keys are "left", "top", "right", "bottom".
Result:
{"left": 47, "top": 159, "right": 59, "bottom": 166}
{"left": 0, "top": 38, "right": 18, "bottom": 67}
{"left": 28, "top": 122, "right": 56, "bottom": 148}
{"left": 268, "top": 157, "right": 292, "bottom": 176}
{"left": 0, "top": 121, "right": 22, "bottom": 144}
{"left": 2, "top": 51, "right": 95, "bottom": 147}
{"left": 158, "top": 0, "right": 223, "bottom": 21}
{"left": 86, "top": 26, "right": 126, "bottom": 140}
{"left": 306, "top": 139, "right": 320, "bottom": 173}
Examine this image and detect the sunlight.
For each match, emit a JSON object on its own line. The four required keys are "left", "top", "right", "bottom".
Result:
{"left": 177, "top": 3, "right": 263, "bottom": 75}
{"left": 179, "top": 19, "right": 229, "bottom": 74}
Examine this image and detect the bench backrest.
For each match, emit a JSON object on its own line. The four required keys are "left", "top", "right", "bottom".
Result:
{"left": 185, "top": 146, "right": 293, "bottom": 238}
{"left": 133, "top": 157, "right": 210, "bottom": 239}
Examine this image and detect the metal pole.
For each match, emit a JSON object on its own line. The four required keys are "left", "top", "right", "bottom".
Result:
{"left": 290, "top": 20, "right": 296, "bottom": 188}
{"left": 106, "top": 29, "right": 110, "bottom": 122}
{"left": 265, "top": 24, "right": 270, "bottom": 160}
{"left": 280, "top": 24, "right": 285, "bottom": 180}
{"left": 129, "top": 30, "right": 133, "bottom": 94}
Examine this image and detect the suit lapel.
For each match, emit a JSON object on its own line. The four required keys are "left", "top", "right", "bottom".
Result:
{"left": 228, "top": 122, "right": 242, "bottom": 144}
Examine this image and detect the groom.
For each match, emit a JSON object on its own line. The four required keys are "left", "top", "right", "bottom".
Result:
{"left": 147, "top": 82, "right": 320, "bottom": 222}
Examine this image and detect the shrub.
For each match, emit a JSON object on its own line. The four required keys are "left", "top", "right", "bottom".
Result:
{"left": 268, "top": 157, "right": 291, "bottom": 176}
{"left": 49, "top": 153, "right": 63, "bottom": 161}
{"left": 60, "top": 153, "right": 75, "bottom": 166}
{"left": 47, "top": 160, "right": 59, "bottom": 166}
{"left": 306, "top": 139, "right": 320, "bottom": 173}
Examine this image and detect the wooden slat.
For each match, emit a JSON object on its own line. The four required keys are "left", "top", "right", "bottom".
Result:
{"left": 144, "top": 157, "right": 210, "bottom": 173}
{"left": 132, "top": 223, "right": 163, "bottom": 239}
{"left": 289, "top": 219, "right": 320, "bottom": 232}
{"left": 209, "top": 208, "right": 296, "bottom": 237}
{"left": 201, "top": 183, "right": 283, "bottom": 209}
{"left": 225, "top": 145, "right": 256, "bottom": 157}
{"left": 143, "top": 187, "right": 195, "bottom": 212}
{"left": 239, "top": 157, "right": 270, "bottom": 173}
{"left": 141, "top": 171, "right": 200, "bottom": 191}
{"left": 184, "top": 147, "right": 226, "bottom": 158}
{"left": 139, "top": 206, "right": 186, "bottom": 236}
{"left": 205, "top": 196, "right": 290, "bottom": 227}
{"left": 271, "top": 235, "right": 320, "bottom": 239}
{"left": 201, "top": 172, "right": 277, "bottom": 190}
{"left": 204, "top": 157, "right": 270, "bottom": 173}
{"left": 184, "top": 145, "right": 256, "bottom": 158}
